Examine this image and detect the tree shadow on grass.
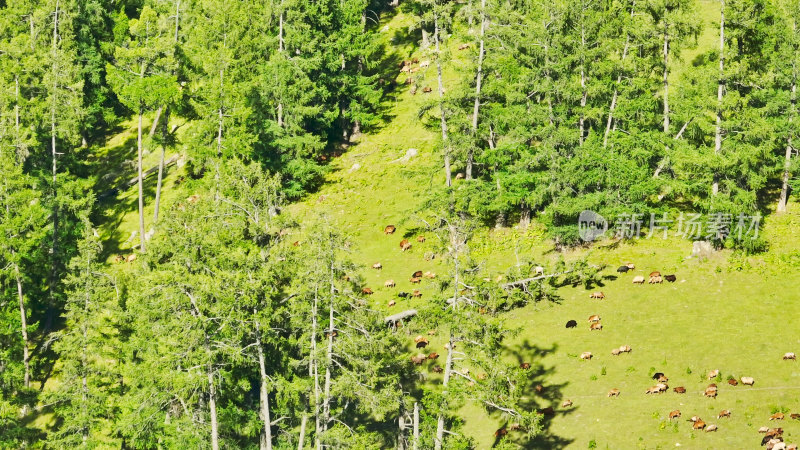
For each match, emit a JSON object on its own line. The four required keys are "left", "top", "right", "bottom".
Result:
{"left": 492, "top": 340, "right": 575, "bottom": 448}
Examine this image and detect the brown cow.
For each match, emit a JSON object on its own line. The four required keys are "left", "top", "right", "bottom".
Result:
{"left": 619, "top": 345, "right": 632, "bottom": 353}
{"left": 432, "top": 365, "right": 443, "bottom": 373}
{"left": 126, "top": 254, "right": 137, "bottom": 263}
{"left": 494, "top": 427, "right": 507, "bottom": 438}
{"left": 611, "top": 348, "right": 621, "bottom": 356}
{"left": 400, "top": 239, "right": 412, "bottom": 251}
{"left": 422, "top": 86, "right": 432, "bottom": 93}
{"left": 412, "top": 270, "right": 423, "bottom": 278}
{"left": 520, "top": 362, "right": 531, "bottom": 370}
{"left": 423, "top": 271, "right": 436, "bottom": 279}
{"left": 650, "top": 271, "right": 661, "bottom": 277}
{"left": 415, "top": 338, "right": 429, "bottom": 349}
{"left": 728, "top": 378, "right": 738, "bottom": 386}
{"left": 113, "top": 254, "right": 125, "bottom": 263}
{"left": 410, "top": 355, "right": 426, "bottom": 364}
{"left": 589, "top": 292, "right": 606, "bottom": 299}
{"left": 704, "top": 386, "right": 717, "bottom": 398}
{"left": 669, "top": 410, "right": 681, "bottom": 420}
{"left": 580, "top": 352, "right": 593, "bottom": 360}
{"left": 771, "top": 413, "right": 785, "bottom": 421}
{"left": 692, "top": 420, "right": 706, "bottom": 430}
{"left": 607, "top": 388, "right": 620, "bottom": 397}
{"left": 458, "top": 43, "right": 470, "bottom": 50}
{"left": 590, "top": 322, "right": 602, "bottom": 331}
{"left": 657, "top": 374, "right": 668, "bottom": 383}
{"left": 417, "top": 235, "right": 426, "bottom": 242}
{"left": 648, "top": 275, "right": 663, "bottom": 284}
{"left": 718, "top": 410, "right": 731, "bottom": 418}
{"left": 372, "top": 262, "right": 383, "bottom": 269}
{"left": 791, "top": 413, "right": 800, "bottom": 420}
{"left": 428, "top": 352, "right": 439, "bottom": 360}
{"left": 384, "top": 225, "right": 396, "bottom": 234}
{"left": 588, "top": 314, "right": 601, "bottom": 323}
{"left": 362, "top": 288, "right": 374, "bottom": 295}
{"left": 673, "top": 386, "right": 686, "bottom": 394}
{"left": 412, "top": 290, "right": 422, "bottom": 298}
{"left": 708, "top": 369, "right": 720, "bottom": 379}
{"left": 561, "top": 399, "right": 573, "bottom": 408}
{"left": 388, "top": 300, "right": 396, "bottom": 307}
{"left": 410, "top": 277, "right": 421, "bottom": 284}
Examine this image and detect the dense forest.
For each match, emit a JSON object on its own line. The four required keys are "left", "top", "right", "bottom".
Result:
{"left": 1, "top": 0, "right": 799, "bottom": 447}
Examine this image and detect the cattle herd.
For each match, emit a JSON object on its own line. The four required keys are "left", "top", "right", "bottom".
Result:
{"left": 370, "top": 226, "right": 796, "bottom": 445}
{"left": 557, "top": 262, "right": 799, "bottom": 447}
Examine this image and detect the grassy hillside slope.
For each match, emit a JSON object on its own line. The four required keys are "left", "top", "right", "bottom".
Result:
{"left": 90, "top": 1, "right": 800, "bottom": 448}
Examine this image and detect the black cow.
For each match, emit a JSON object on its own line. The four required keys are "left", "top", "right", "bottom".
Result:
{"left": 616, "top": 265, "right": 630, "bottom": 273}
{"left": 665, "top": 274, "right": 677, "bottom": 282}
{"left": 565, "top": 320, "right": 577, "bottom": 328}
{"left": 652, "top": 372, "right": 665, "bottom": 380}
{"left": 398, "top": 292, "right": 410, "bottom": 298}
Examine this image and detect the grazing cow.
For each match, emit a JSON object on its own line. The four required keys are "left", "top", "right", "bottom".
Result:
{"left": 616, "top": 265, "right": 630, "bottom": 273}
{"left": 458, "top": 43, "right": 470, "bottom": 50}
{"left": 534, "top": 266, "right": 545, "bottom": 276}
{"left": 648, "top": 275, "right": 663, "bottom": 284}
{"left": 412, "top": 58, "right": 419, "bottom": 64}
{"left": 432, "top": 365, "right": 443, "bottom": 373}
{"left": 784, "top": 352, "right": 797, "bottom": 360}
{"left": 126, "top": 254, "right": 137, "bottom": 263}
{"left": 520, "top": 362, "right": 531, "bottom": 370}
{"left": 293, "top": 241, "right": 300, "bottom": 247}
{"left": 494, "top": 427, "right": 507, "bottom": 438}
{"left": 705, "top": 424, "right": 717, "bottom": 432}
{"left": 708, "top": 369, "right": 720, "bottom": 379}
{"left": 412, "top": 270, "right": 423, "bottom": 278}
{"left": 626, "top": 262, "right": 635, "bottom": 269}
{"left": 423, "top": 271, "right": 436, "bottom": 279}
{"left": 620, "top": 345, "right": 632, "bottom": 353}
{"left": 693, "top": 420, "right": 706, "bottom": 430}
{"left": 410, "top": 355, "right": 426, "bottom": 364}
{"left": 414, "top": 335, "right": 426, "bottom": 343}
{"left": 673, "top": 386, "right": 686, "bottom": 393}
{"left": 420, "top": 60, "right": 430, "bottom": 68}
{"left": 534, "top": 384, "right": 544, "bottom": 393}
{"left": 400, "top": 65, "right": 411, "bottom": 73}
{"left": 362, "top": 288, "right": 374, "bottom": 295}
{"left": 718, "top": 410, "right": 731, "bottom": 418}
{"left": 388, "top": 300, "right": 396, "bottom": 307}
{"left": 384, "top": 225, "right": 396, "bottom": 234}
{"left": 113, "top": 254, "right": 125, "bottom": 263}
{"left": 689, "top": 416, "right": 701, "bottom": 423}
{"left": 385, "top": 280, "right": 396, "bottom": 288}
{"left": 410, "top": 277, "right": 421, "bottom": 284}
{"left": 589, "top": 292, "right": 606, "bottom": 299}
{"left": 588, "top": 315, "right": 601, "bottom": 323}
{"left": 665, "top": 274, "right": 677, "bottom": 282}
{"left": 657, "top": 374, "right": 669, "bottom": 383}
{"left": 415, "top": 339, "right": 429, "bottom": 349}
{"left": 400, "top": 239, "right": 412, "bottom": 251}
{"left": 590, "top": 322, "right": 603, "bottom": 331}
{"left": 508, "top": 423, "right": 522, "bottom": 431}
{"left": 540, "top": 407, "right": 555, "bottom": 416}
{"left": 428, "top": 352, "right": 439, "bottom": 360}
{"left": 766, "top": 439, "right": 786, "bottom": 450}
{"left": 580, "top": 352, "right": 593, "bottom": 360}
{"left": 741, "top": 376, "right": 755, "bottom": 386}
{"left": 650, "top": 271, "right": 661, "bottom": 277}
{"left": 704, "top": 386, "right": 718, "bottom": 398}
{"left": 417, "top": 235, "right": 426, "bottom": 242}
{"left": 566, "top": 320, "right": 577, "bottom": 328}
{"left": 398, "top": 291, "right": 410, "bottom": 298}
{"left": 608, "top": 388, "right": 620, "bottom": 397}
{"left": 788, "top": 445, "right": 797, "bottom": 450}
{"left": 791, "top": 413, "right": 800, "bottom": 420}
{"left": 669, "top": 410, "right": 681, "bottom": 420}
{"left": 422, "top": 86, "right": 432, "bottom": 93}
{"left": 633, "top": 276, "right": 645, "bottom": 284}
{"left": 759, "top": 427, "right": 770, "bottom": 433}
{"left": 561, "top": 399, "right": 573, "bottom": 408}
{"left": 652, "top": 372, "right": 665, "bottom": 380}
{"left": 645, "top": 386, "right": 661, "bottom": 394}
{"left": 372, "top": 262, "right": 383, "bottom": 269}
{"left": 611, "top": 348, "right": 621, "bottom": 356}
{"left": 771, "top": 413, "right": 785, "bottom": 421}
{"left": 728, "top": 378, "right": 738, "bottom": 386}
{"left": 412, "top": 290, "right": 422, "bottom": 298}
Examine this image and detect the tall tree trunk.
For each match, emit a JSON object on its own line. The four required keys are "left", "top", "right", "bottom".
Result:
{"left": 149, "top": 106, "right": 162, "bottom": 136}
{"left": 14, "top": 263, "right": 30, "bottom": 390}
{"left": 663, "top": 25, "right": 670, "bottom": 135}
{"left": 153, "top": 107, "right": 168, "bottom": 224}
{"left": 208, "top": 364, "right": 219, "bottom": 450}
{"left": 603, "top": 0, "right": 635, "bottom": 148}
{"left": 466, "top": 0, "right": 487, "bottom": 180}
{"left": 713, "top": 0, "right": 725, "bottom": 196}
{"left": 519, "top": 201, "right": 531, "bottom": 228}
{"left": 137, "top": 103, "right": 146, "bottom": 252}
{"left": 311, "top": 288, "right": 322, "bottom": 450}
{"left": 255, "top": 316, "right": 273, "bottom": 450}
{"left": 778, "top": 37, "right": 797, "bottom": 213}
{"left": 321, "top": 274, "right": 335, "bottom": 435}
{"left": 49, "top": 0, "right": 61, "bottom": 319}
{"left": 412, "top": 402, "right": 419, "bottom": 450}
{"left": 277, "top": 8, "right": 284, "bottom": 128}
{"left": 434, "top": 13, "right": 452, "bottom": 186}
{"left": 434, "top": 335, "right": 454, "bottom": 450}
{"left": 298, "top": 288, "right": 316, "bottom": 449}
{"left": 578, "top": 15, "right": 587, "bottom": 146}
{"left": 14, "top": 75, "right": 21, "bottom": 157}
